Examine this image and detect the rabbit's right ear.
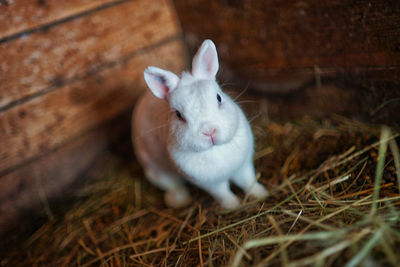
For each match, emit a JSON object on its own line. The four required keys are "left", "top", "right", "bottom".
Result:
{"left": 144, "top": 66, "right": 179, "bottom": 100}
{"left": 192, "top": 39, "right": 219, "bottom": 80}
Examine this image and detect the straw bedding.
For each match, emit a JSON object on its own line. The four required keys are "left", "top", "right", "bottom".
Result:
{"left": 3, "top": 101, "right": 399, "bottom": 266}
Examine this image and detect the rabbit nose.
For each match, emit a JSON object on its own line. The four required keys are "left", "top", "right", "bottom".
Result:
{"left": 200, "top": 123, "right": 217, "bottom": 135}
{"left": 202, "top": 128, "right": 216, "bottom": 137}
{"left": 201, "top": 123, "right": 217, "bottom": 144}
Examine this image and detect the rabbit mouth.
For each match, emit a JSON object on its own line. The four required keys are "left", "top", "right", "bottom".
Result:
{"left": 209, "top": 136, "right": 216, "bottom": 146}
{"left": 202, "top": 129, "right": 217, "bottom": 145}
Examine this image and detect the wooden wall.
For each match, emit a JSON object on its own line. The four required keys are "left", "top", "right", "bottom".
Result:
{"left": 174, "top": 0, "right": 400, "bottom": 125}
{"left": 0, "top": 0, "right": 186, "bottom": 232}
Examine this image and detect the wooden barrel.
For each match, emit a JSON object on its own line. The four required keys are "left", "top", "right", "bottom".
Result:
{"left": 0, "top": 0, "right": 186, "bottom": 232}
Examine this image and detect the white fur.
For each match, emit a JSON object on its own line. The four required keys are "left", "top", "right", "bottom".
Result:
{"left": 132, "top": 40, "right": 268, "bottom": 209}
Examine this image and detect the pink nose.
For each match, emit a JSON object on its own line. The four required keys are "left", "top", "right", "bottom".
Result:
{"left": 203, "top": 128, "right": 217, "bottom": 144}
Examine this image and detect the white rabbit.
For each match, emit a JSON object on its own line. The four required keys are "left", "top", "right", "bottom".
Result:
{"left": 132, "top": 40, "right": 268, "bottom": 209}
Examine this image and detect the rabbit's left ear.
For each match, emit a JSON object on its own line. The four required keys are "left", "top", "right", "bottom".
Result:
{"left": 143, "top": 66, "right": 179, "bottom": 100}
{"left": 192, "top": 39, "right": 219, "bottom": 80}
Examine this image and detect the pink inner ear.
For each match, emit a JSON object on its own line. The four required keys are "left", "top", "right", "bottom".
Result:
{"left": 161, "top": 83, "right": 170, "bottom": 99}
{"left": 204, "top": 49, "right": 215, "bottom": 73}
{"left": 154, "top": 81, "right": 169, "bottom": 99}
{"left": 152, "top": 74, "right": 170, "bottom": 99}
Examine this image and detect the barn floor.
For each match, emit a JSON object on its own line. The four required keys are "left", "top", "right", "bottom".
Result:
{"left": 2, "top": 99, "right": 400, "bottom": 266}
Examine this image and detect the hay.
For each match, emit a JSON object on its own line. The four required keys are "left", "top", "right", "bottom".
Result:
{"left": 3, "top": 114, "right": 400, "bottom": 266}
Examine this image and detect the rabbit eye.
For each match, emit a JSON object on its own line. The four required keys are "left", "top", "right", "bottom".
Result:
{"left": 175, "top": 110, "right": 184, "bottom": 120}
{"left": 217, "top": 94, "right": 222, "bottom": 103}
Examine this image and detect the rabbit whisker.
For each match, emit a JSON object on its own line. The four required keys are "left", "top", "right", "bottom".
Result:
{"left": 249, "top": 112, "right": 262, "bottom": 123}
{"left": 135, "top": 123, "right": 169, "bottom": 140}
{"left": 233, "top": 81, "right": 251, "bottom": 101}
{"left": 236, "top": 100, "right": 258, "bottom": 104}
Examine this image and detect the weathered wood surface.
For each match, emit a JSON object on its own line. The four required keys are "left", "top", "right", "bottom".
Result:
{"left": 175, "top": 0, "right": 400, "bottom": 82}
{"left": 0, "top": 0, "right": 180, "bottom": 110}
{"left": 0, "top": 0, "right": 186, "bottom": 230}
{"left": 174, "top": 0, "right": 400, "bottom": 124}
{"left": 0, "top": 0, "right": 117, "bottom": 40}
{"left": 0, "top": 38, "right": 185, "bottom": 175}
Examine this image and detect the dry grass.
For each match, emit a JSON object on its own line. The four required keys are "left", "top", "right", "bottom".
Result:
{"left": 3, "top": 115, "right": 400, "bottom": 266}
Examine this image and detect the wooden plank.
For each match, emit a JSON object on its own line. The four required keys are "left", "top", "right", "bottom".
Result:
{"left": 0, "top": 126, "right": 108, "bottom": 234}
{"left": 0, "top": 38, "right": 186, "bottom": 174}
{"left": 0, "top": 0, "right": 117, "bottom": 40}
{"left": 0, "top": 0, "right": 180, "bottom": 110}
{"left": 174, "top": 0, "right": 400, "bottom": 93}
